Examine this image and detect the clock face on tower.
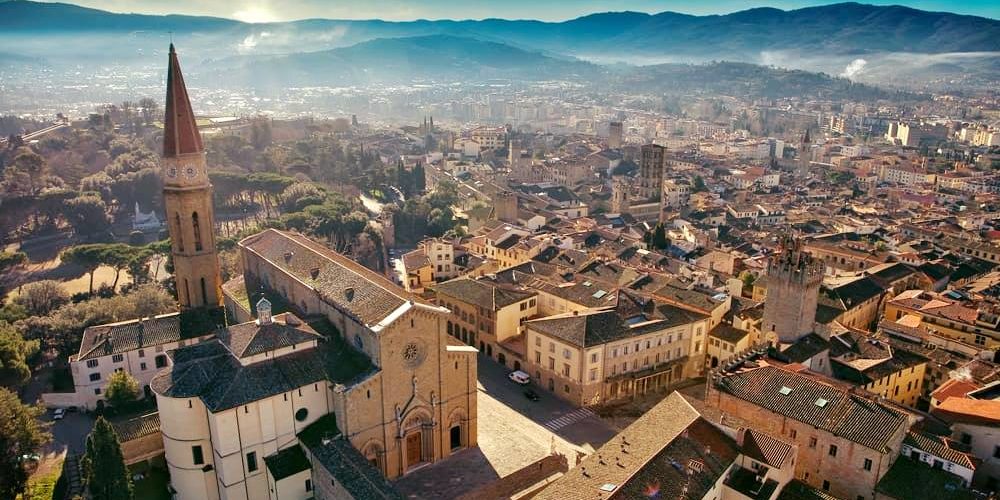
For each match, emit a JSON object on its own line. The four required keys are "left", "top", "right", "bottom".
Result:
{"left": 184, "top": 165, "right": 198, "bottom": 179}
{"left": 166, "top": 166, "right": 178, "bottom": 178}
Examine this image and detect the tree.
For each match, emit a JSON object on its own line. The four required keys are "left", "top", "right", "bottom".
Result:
{"left": 61, "top": 245, "right": 105, "bottom": 296}
{"left": 0, "top": 251, "right": 26, "bottom": 274}
{"left": 82, "top": 417, "right": 133, "bottom": 500}
{"left": 0, "top": 387, "right": 51, "bottom": 498}
{"left": 0, "top": 322, "right": 39, "bottom": 388}
{"left": 14, "top": 280, "right": 69, "bottom": 316}
{"left": 693, "top": 175, "right": 707, "bottom": 192}
{"left": 739, "top": 271, "right": 757, "bottom": 291}
{"left": 651, "top": 223, "right": 669, "bottom": 249}
{"left": 63, "top": 193, "right": 111, "bottom": 237}
{"left": 104, "top": 370, "right": 139, "bottom": 408}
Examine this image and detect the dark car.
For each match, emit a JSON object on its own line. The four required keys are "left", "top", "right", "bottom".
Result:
{"left": 523, "top": 389, "right": 540, "bottom": 401}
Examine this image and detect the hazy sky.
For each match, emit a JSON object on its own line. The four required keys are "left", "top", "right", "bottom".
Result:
{"left": 45, "top": 0, "right": 1000, "bottom": 22}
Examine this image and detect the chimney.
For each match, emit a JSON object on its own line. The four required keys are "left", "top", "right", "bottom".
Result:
{"left": 256, "top": 297, "right": 273, "bottom": 325}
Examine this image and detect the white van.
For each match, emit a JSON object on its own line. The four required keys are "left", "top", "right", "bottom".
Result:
{"left": 508, "top": 370, "right": 531, "bottom": 385}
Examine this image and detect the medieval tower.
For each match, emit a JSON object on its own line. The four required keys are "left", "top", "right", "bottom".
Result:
{"left": 610, "top": 176, "right": 630, "bottom": 214}
{"left": 161, "top": 44, "right": 222, "bottom": 308}
{"left": 798, "top": 128, "right": 812, "bottom": 176}
{"left": 494, "top": 190, "right": 518, "bottom": 224}
{"left": 761, "top": 237, "right": 823, "bottom": 344}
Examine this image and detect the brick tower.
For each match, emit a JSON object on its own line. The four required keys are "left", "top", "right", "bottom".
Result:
{"left": 761, "top": 237, "right": 823, "bottom": 344}
{"left": 161, "top": 44, "right": 222, "bottom": 308}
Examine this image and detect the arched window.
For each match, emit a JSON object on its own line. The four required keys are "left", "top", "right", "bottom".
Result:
{"left": 192, "top": 212, "right": 203, "bottom": 251}
{"left": 200, "top": 277, "right": 208, "bottom": 306}
{"left": 174, "top": 213, "right": 184, "bottom": 251}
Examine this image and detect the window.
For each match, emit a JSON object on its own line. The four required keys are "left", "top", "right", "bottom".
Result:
{"left": 829, "top": 445, "right": 838, "bottom": 457}
{"left": 94, "top": 388, "right": 101, "bottom": 395}
{"left": 192, "top": 212, "right": 203, "bottom": 251}
{"left": 548, "top": 358, "right": 555, "bottom": 370}
{"left": 305, "top": 479, "right": 312, "bottom": 492}
{"left": 863, "top": 458, "right": 873, "bottom": 471}
{"left": 112, "top": 354, "right": 123, "bottom": 363}
{"left": 247, "top": 452, "right": 258, "bottom": 472}
{"left": 809, "top": 437, "right": 817, "bottom": 448}
{"left": 548, "top": 342, "right": 554, "bottom": 353}
{"left": 590, "top": 353, "right": 598, "bottom": 363}
{"left": 589, "top": 369, "right": 597, "bottom": 381}
{"left": 138, "top": 349, "right": 145, "bottom": 358}
{"left": 295, "top": 408, "right": 309, "bottom": 422}
{"left": 563, "top": 349, "right": 571, "bottom": 359}
{"left": 140, "top": 362, "right": 147, "bottom": 371}
{"left": 960, "top": 433, "right": 972, "bottom": 445}
{"left": 174, "top": 213, "right": 184, "bottom": 251}
{"left": 822, "top": 480, "right": 830, "bottom": 491}
{"left": 562, "top": 364, "right": 570, "bottom": 377}
{"left": 155, "top": 354, "right": 168, "bottom": 368}
{"left": 86, "top": 359, "right": 99, "bottom": 368}
{"left": 89, "top": 373, "right": 101, "bottom": 382}
{"left": 535, "top": 336, "right": 541, "bottom": 347}
{"left": 790, "top": 429, "right": 797, "bottom": 439}
{"left": 993, "top": 445, "right": 1000, "bottom": 459}
{"left": 192, "top": 445, "right": 204, "bottom": 465}
{"left": 535, "top": 352, "right": 541, "bottom": 363}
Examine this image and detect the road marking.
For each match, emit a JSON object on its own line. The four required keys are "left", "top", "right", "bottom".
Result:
{"left": 542, "top": 407, "right": 596, "bottom": 431}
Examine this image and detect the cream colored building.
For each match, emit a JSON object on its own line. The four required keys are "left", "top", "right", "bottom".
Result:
{"left": 523, "top": 293, "right": 709, "bottom": 406}
{"left": 42, "top": 312, "right": 217, "bottom": 410}
{"left": 433, "top": 277, "right": 536, "bottom": 367}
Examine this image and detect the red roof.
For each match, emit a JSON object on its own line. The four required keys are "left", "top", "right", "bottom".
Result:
{"left": 931, "top": 378, "right": 980, "bottom": 403}
{"left": 162, "top": 44, "right": 203, "bottom": 158}
{"left": 932, "top": 397, "right": 1000, "bottom": 426}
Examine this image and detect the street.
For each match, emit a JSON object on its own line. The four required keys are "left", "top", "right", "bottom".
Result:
{"left": 394, "top": 357, "right": 617, "bottom": 499}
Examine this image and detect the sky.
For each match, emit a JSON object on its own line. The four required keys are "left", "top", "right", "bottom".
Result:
{"left": 42, "top": 0, "right": 1000, "bottom": 22}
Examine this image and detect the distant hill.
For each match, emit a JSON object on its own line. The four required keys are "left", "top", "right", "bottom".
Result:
{"left": 206, "top": 35, "right": 600, "bottom": 87}
{"left": 1, "top": 0, "right": 997, "bottom": 58}
{"left": 201, "top": 34, "right": 914, "bottom": 102}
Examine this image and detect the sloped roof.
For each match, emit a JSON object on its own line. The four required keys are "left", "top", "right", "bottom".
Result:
{"left": 216, "top": 313, "right": 322, "bottom": 359}
{"left": 716, "top": 365, "right": 907, "bottom": 451}
{"left": 741, "top": 428, "right": 794, "bottom": 468}
{"left": 78, "top": 313, "right": 185, "bottom": 361}
{"left": 433, "top": 277, "right": 534, "bottom": 310}
{"left": 240, "top": 229, "right": 410, "bottom": 327}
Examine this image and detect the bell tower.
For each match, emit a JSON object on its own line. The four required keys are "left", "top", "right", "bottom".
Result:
{"left": 161, "top": 44, "right": 222, "bottom": 308}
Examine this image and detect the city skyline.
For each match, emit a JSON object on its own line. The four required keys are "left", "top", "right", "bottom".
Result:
{"left": 33, "top": 0, "right": 1000, "bottom": 23}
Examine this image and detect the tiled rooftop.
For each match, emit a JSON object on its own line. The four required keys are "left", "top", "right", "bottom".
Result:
{"left": 716, "top": 365, "right": 908, "bottom": 451}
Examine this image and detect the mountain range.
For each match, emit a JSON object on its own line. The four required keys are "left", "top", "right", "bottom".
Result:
{"left": 0, "top": 0, "right": 997, "bottom": 93}
{"left": 2, "top": 1, "right": 997, "bottom": 59}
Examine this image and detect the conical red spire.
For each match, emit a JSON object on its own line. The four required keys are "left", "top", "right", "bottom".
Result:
{"left": 163, "top": 43, "right": 203, "bottom": 157}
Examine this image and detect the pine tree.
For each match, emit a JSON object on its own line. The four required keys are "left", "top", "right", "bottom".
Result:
{"left": 652, "top": 223, "right": 668, "bottom": 250}
{"left": 83, "top": 417, "right": 133, "bottom": 500}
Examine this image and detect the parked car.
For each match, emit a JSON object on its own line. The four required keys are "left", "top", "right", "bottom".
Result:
{"left": 508, "top": 370, "right": 531, "bottom": 385}
{"left": 52, "top": 408, "right": 66, "bottom": 420}
{"left": 523, "top": 389, "right": 540, "bottom": 401}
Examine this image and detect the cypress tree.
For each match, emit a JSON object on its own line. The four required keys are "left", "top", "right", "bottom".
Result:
{"left": 83, "top": 417, "right": 133, "bottom": 500}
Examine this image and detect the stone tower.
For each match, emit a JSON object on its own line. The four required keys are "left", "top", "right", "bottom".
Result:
{"left": 639, "top": 144, "right": 665, "bottom": 200}
{"left": 494, "top": 190, "right": 518, "bottom": 224}
{"left": 798, "top": 128, "right": 811, "bottom": 176}
{"left": 761, "top": 237, "right": 823, "bottom": 344}
{"left": 610, "top": 176, "right": 630, "bottom": 214}
{"left": 161, "top": 44, "right": 222, "bottom": 308}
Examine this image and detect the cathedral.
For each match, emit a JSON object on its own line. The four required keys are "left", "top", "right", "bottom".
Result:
{"left": 54, "top": 44, "right": 479, "bottom": 500}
